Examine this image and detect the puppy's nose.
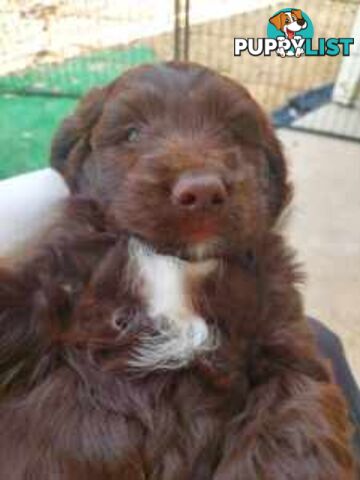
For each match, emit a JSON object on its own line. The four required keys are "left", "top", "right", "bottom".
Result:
{"left": 172, "top": 174, "right": 227, "bottom": 210}
{"left": 297, "top": 18, "right": 305, "bottom": 26}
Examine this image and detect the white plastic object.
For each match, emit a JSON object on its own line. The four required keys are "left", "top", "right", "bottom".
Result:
{"left": 0, "top": 168, "right": 69, "bottom": 258}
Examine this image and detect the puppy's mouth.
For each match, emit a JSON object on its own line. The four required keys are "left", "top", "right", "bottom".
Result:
{"left": 287, "top": 29, "right": 295, "bottom": 40}
{"left": 128, "top": 230, "right": 223, "bottom": 263}
{"left": 179, "top": 218, "right": 220, "bottom": 244}
{"left": 285, "top": 27, "right": 296, "bottom": 40}
{"left": 127, "top": 233, "right": 256, "bottom": 272}
{"left": 121, "top": 214, "right": 226, "bottom": 262}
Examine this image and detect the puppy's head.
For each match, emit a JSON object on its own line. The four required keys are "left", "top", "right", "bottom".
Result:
{"left": 51, "top": 62, "right": 291, "bottom": 261}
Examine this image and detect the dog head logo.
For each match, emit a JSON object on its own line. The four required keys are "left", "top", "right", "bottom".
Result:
{"left": 270, "top": 9, "right": 307, "bottom": 40}
{"left": 268, "top": 8, "right": 313, "bottom": 57}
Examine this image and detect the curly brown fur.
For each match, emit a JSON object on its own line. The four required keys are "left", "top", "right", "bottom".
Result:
{"left": 0, "top": 62, "right": 356, "bottom": 479}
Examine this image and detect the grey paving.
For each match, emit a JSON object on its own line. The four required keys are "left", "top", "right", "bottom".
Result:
{"left": 293, "top": 103, "right": 360, "bottom": 141}
{"left": 279, "top": 128, "right": 360, "bottom": 385}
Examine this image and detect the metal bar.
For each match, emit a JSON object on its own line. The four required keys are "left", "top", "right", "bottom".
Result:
{"left": 183, "top": 0, "right": 190, "bottom": 61}
{"left": 174, "top": 0, "right": 182, "bottom": 61}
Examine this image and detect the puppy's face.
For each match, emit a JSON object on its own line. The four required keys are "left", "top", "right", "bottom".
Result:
{"left": 52, "top": 63, "right": 290, "bottom": 261}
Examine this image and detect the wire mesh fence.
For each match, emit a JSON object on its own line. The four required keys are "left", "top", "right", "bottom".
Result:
{"left": 175, "top": 0, "right": 360, "bottom": 140}
{"left": 0, "top": 0, "right": 175, "bottom": 97}
{"left": 0, "top": 0, "right": 359, "bottom": 178}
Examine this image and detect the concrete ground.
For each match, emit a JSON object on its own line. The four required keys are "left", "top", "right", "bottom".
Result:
{"left": 278, "top": 128, "right": 360, "bottom": 385}
{"left": 294, "top": 103, "right": 360, "bottom": 141}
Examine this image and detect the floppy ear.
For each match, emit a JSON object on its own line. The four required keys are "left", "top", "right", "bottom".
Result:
{"left": 262, "top": 125, "right": 292, "bottom": 220}
{"left": 269, "top": 12, "right": 286, "bottom": 31}
{"left": 231, "top": 104, "right": 291, "bottom": 220}
{"left": 291, "top": 9, "right": 303, "bottom": 20}
{"left": 50, "top": 87, "right": 109, "bottom": 191}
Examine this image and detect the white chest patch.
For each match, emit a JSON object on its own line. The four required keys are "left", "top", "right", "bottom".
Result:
{"left": 127, "top": 238, "right": 218, "bottom": 370}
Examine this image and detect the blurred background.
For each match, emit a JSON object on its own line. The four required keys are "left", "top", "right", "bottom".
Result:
{"left": 0, "top": 0, "right": 359, "bottom": 383}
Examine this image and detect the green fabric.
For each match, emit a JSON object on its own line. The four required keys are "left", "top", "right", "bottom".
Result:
{"left": 0, "top": 45, "right": 157, "bottom": 179}
{"left": 0, "top": 95, "right": 76, "bottom": 179}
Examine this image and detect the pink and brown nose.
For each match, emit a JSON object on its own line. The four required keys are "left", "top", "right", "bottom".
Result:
{"left": 172, "top": 173, "right": 228, "bottom": 211}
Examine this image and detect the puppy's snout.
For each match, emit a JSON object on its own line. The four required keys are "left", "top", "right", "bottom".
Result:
{"left": 172, "top": 174, "right": 227, "bottom": 211}
{"left": 297, "top": 18, "right": 305, "bottom": 26}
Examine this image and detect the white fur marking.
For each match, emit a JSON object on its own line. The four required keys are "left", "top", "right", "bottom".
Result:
{"left": 186, "top": 240, "right": 219, "bottom": 262}
{"left": 127, "top": 238, "right": 218, "bottom": 369}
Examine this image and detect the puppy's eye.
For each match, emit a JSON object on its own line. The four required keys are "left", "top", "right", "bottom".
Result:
{"left": 126, "top": 127, "right": 140, "bottom": 142}
{"left": 285, "top": 18, "right": 290, "bottom": 23}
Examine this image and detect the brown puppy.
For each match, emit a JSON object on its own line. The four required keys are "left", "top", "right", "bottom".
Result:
{"left": 0, "top": 62, "right": 356, "bottom": 479}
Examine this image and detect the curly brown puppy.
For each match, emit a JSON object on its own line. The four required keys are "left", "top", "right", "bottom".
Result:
{"left": 0, "top": 62, "right": 356, "bottom": 479}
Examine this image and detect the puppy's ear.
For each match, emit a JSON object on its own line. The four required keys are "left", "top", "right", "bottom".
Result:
{"left": 269, "top": 12, "right": 286, "bottom": 31}
{"left": 228, "top": 93, "right": 291, "bottom": 220}
{"left": 291, "top": 9, "right": 303, "bottom": 20}
{"left": 50, "top": 87, "right": 109, "bottom": 191}
{"left": 232, "top": 107, "right": 291, "bottom": 220}
{"left": 263, "top": 126, "right": 292, "bottom": 220}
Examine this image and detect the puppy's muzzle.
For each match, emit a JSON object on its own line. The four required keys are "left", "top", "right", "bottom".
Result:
{"left": 297, "top": 18, "right": 305, "bottom": 26}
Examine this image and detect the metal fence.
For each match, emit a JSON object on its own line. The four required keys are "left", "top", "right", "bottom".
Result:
{"left": 173, "top": 0, "right": 360, "bottom": 141}
{"left": 0, "top": 0, "right": 359, "bottom": 177}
